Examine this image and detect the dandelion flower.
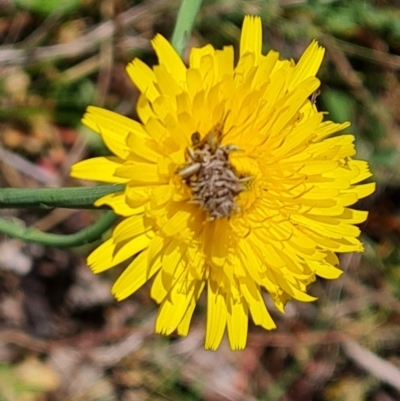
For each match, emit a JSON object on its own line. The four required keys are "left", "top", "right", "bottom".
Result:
{"left": 71, "top": 16, "right": 375, "bottom": 350}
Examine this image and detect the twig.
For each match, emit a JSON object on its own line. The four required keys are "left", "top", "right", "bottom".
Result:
{"left": 321, "top": 34, "right": 400, "bottom": 71}
{"left": 0, "top": 146, "right": 61, "bottom": 186}
{"left": 343, "top": 339, "right": 400, "bottom": 391}
{"left": 90, "top": 317, "right": 155, "bottom": 367}
{"left": 0, "top": 0, "right": 169, "bottom": 65}
{"left": 323, "top": 35, "right": 395, "bottom": 136}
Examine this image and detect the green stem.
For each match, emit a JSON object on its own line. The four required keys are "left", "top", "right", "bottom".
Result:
{"left": 0, "top": 211, "right": 118, "bottom": 247}
{"left": 0, "top": 185, "right": 122, "bottom": 247}
{"left": 0, "top": 185, "right": 125, "bottom": 209}
{"left": 171, "top": 0, "right": 203, "bottom": 57}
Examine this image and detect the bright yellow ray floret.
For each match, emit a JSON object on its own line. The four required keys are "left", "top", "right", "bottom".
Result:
{"left": 71, "top": 15, "right": 375, "bottom": 351}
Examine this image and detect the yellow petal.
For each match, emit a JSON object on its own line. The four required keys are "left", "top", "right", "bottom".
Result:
{"left": 126, "top": 58, "right": 159, "bottom": 101}
{"left": 153, "top": 65, "right": 182, "bottom": 97}
{"left": 349, "top": 160, "right": 373, "bottom": 184}
{"left": 186, "top": 68, "right": 203, "bottom": 100}
{"left": 273, "top": 270, "right": 317, "bottom": 302}
{"left": 267, "top": 77, "right": 320, "bottom": 138}
{"left": 241, "top": 278, "right": 276, "bottom": 330}
{"left": 148, "top": 235, "right": 169, "bottom": 268}
{"left": 252, "top": 50, "right": 279, "bottom": 89}
{"left": 274, "top": 112, "right": 323, "bottom": 157}
{"left": 87, "top": 232, "right": 152, "bottom": 273}
{"left": 155, "top": 273, "right": 196, "bottom": 335}
{"left": 112, "top": 250, "right": 162, "bottom": 301}
{"left": 314, "top": 120, "right": 350, "bottom": 140}
{"left": 189, "top": 44, "right": 215, "bottom": 70}
{"left": 205, "top": 281, "right": 227, "bottom": 350}
{"left": 161, "top": 207, "right": 196, "bottom": 237}
{"left": 203, "top": 219, "right": 229, "bottom": 268}
{"left": 71, "top": 157, "right": 128, "bottom": 184}
{"left": 125, "top": 185, "right": 149, "bottom": 208}
{"left": 161, "top": 239, "right": 183, "bottom": 289}
{"left": 240, "top": 16, "right": 262, "bottom": 63}
{"left": 351, "top": 182, "right": 376, "bottom": 200}
{"left": 113, "top": 214, "right": 150, "bottom": 243}
{"left": 177, "top": 281, "right": 205, "bottom": 336}
{"left": 82, "top": 106, "right": 142, "bottom": 159}
{"left": 287, "top": 40, "right": 325, "bottom": 91}
{"left": 310, "top": 260, "right": 343, "bottom": 279}
{"left": 136, "top": 93, "right": 157, "bottom": 124}
{"left": 126, "top": 134, "right": 160, "bottom": 163}
{"left": 94, "top": 191, "right": 143, "bottom": 217}
{"left": 215, "top": 46, "right": 234, "bottom": 81}
{"left": 116, "top": 162, "right": 167, "bottom": 185}
{"left": 152, "top": 34, "right": 187, "bottom": 85}
{"left": 226, "top": 296, "right": 248, "bottom": 350}
{"left": 151, "top": 270, "right": 168, "bottom": 304}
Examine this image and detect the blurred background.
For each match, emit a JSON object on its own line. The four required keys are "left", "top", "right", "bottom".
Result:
{"left": 0, "top": 0, "right": 398, "bottom": 400}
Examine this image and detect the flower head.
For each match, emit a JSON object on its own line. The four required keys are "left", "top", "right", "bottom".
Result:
{"left": 71, "top": 16, "right": 375, "bottom": 350}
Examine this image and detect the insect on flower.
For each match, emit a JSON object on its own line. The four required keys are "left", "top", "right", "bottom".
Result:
{"left": 310, "top": 89, "right": 321, "bottom": 104}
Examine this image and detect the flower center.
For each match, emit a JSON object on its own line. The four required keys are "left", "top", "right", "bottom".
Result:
{"left": 178, "top": 130, "right": 249, "bottom": 220}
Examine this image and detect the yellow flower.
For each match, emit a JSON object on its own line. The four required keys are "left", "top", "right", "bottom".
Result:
{"left": 71, "top": 16, "right": 375, "bottom": 350}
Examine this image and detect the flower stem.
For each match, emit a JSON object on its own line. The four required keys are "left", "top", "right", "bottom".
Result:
{"left": 0, "top": 185, "right": 124, "bottom": 209}
{"left": 0, "top": 185, "right": 122, "bottom": 247}
{"left": 0, "top": 211, "right": 118, "bottom": 248}
{"left": 171, "top": 0, "right": 203, "bottom": 57}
